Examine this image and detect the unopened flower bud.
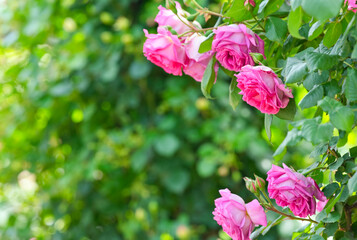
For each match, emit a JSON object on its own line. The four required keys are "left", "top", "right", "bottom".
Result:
{"left": 186, "top": 12, "right": 200, "bottom": 22}
{"left": 244, "top": 177, "right": 258, "bottom": 194}
{"left": 254, "top": 174, "right": 266, "bottom": 190}
{"left": 244, "top": 0, "right": 256, "bottom": 7}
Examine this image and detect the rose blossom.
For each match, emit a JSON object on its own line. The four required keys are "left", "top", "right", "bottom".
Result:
{"left": 235, "top": 65, "right": 293, "bottom": 114}
{"left": 155, "top": 1, "right": 200, "bottom": 35}
{"left": 212, "top": 24, "right": 264, "bottom": 72}
{"left": 316, "top": 199, "right": 329, "bottom": 213}
{"left": 213, "top": 188, "right": 267, "bottom": 240}
{"left": 143, "top": 27, "right": 186, "bottom": 75}
{"left": 183, "top": 33, "right": 218, "bottom": 82}
{"left": 267, "top": 164, "right": 327, "bottom": 218}
{"left": 345, "top": 0, "right": 357, "bottom": 12}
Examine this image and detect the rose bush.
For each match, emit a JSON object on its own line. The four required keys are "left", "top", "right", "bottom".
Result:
{"left": 213, "top": 189, "right": 267, "bottom": 240}
{"left": 143, "top": 0, "right": 357, "bottom": 239}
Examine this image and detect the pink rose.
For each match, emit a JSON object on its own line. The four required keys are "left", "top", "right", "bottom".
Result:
{"left": 235, "top": 65, "right": 293, "bottom": 114}
{"left": 213, "top": 189, "right": 267, "bottom": 240}
{"left": 267, "top": 164, "right": 327, "bottom": 218}
{"left": 212, "top": 24, "right": 264, "bottom": 72}
{"left": 183, "top": 34, "right": 218, "bottom": 82}
{"left": 345, "top": 0, "right": 357, "bottom": 12}
{"left": 143, "top": 27, "right": 186, "bottom": 75}
{"left": 155, "top": 2, "right": 200, "bottom": 35}
{"left": 316, "top": 199, "right": 329, "bottom": 212}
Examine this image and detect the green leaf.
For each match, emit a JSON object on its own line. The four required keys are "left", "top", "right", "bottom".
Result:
{"left": 299, "top": 85, "right": 324, "bottom": 110}
{"left": 262, "top": 0, "right": 285, "bottom": 16}
{"left": 229, "top": 77, "right": 241, "bottom": 110}
{"left": 154, "top": 134, "right": 180, "bottom": 157}
{"left": 198, "top": 35, "right": 214, "bottom": 54}
{"left": 275, "top": 98, "right": 296, "bottom": 120}
{"left": 201, "top": 57, "right": 217, "bottom": 99}
{"left": 322, "top": 182, "right": 339, "bottom": 198}
{"left": 226, "top": 0, "right": 255, "bottom": 22}
{"left": 329, "top": 157, "right": 344, "bottom": 171}
{"left": 318, "top": 97, "right": 342, "bottom": 112}
{"left": 162, "top": 168, "right": 190, "bottom": 193}
{"left": 288, "top": 6, "right": 304, "bottom": 39}
{"left": 265, "top": 17, "right": 288, "bottom": 42}
{"left": 291, "top": 0, "right": 302, "bottom": 10}
{"left": 305, "top": 49, "right": 339, "bottom": 71}
{"left": 351, "top": 43, "right": 357, "bottom": 59}
{"left": 303, "top": 71, "right": 329, "bottom": 91}
{"left": 322, "top": 211, "right": 341, "bottom": 223}
{"left": 301, "top": 0, "right": 343, "bottom": 21}
{"left": 273, "top": 128, "right": 301, "bottom": 156}
{"left": 345, "top": 68, "right": 357, "bottom": 102}
{"left": 348, "top": 173, "right": 357, "bottom": 195}
{"left": 329, "top": 106, "right": 355, "bottom": 132}
{"left": 325, "top": 186, "right": 345, "bottom": 214}
{"left": 284, "top": 58, "right": 307, "bottom": 83}
{"left": 265, "top": 114, "right": 273, "bottom": 142}
{"left": 308, "top": 21, "right": 325, "bottom": 41}
{"left": 323, "top": 22, "right": 342, "bottom": 48}
{"left": 301, "top": 118, "right": 334, "bottom": 145}
{"left": 310, "top": 235, "right": 324, "bottom": 240}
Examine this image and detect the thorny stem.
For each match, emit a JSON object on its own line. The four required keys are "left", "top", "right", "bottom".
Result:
{"left": 344, "top": 61, "right": 355, "bottom": 69}
{"left": 328, "top": 148, "right": 339, "bottom": 159}
{"left": 265, "top": 206, "right": 318, "bottom": 224}
{"left": 303, "top": 166, "right": 327, "bottom": 176}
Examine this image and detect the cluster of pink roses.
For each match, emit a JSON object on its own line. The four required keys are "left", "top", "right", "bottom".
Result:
{"left": 213, "top": 164, "right": 326, "bottom": 240}
{"left": 143, "top": 2, "right": 217, "bottom": 82}
{"left": 345, "top": 0, "right": 357, "bottom": 12}
{"left": 143, "top": 1, "right": 293, "bottom": 115}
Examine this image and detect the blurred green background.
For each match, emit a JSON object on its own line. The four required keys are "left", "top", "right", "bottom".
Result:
{"left": 1, "top": 0, "right": 356, "bottom": 239}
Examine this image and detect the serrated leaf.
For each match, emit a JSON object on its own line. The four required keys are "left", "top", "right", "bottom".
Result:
{"left": 301, "top": 0, "right": 343, "bottom": 21}
{"left": 299, "top": 85, "right": 324, "bottom": 110}
{"left": 329, "top": 106, "right": 355, "bottom": 132}
{"left": 301, "top": 118, "right": 334, "bottom": 145}
{"left": 275, "top": 98, "right": 296, "bottom": 120}
{"left": 305, "top": 49, "right": 338, "bottom": 71}
{"left": 322, "top": 211, "right": 341, "bottom": 223}
{"left": 323, "top": 22, "right": 342, "bottom": 48}
{"left": 322, "top": 183, "right": 339, "bottom": 198}
{"left": 285, "top": 58, "right": 307, "bottom": 83}
{"left": 200, "top": 57, "right": 216, "bottom": 99}
{"left": 345, "top": 68, "right": 357, "bottom": 102}
{"left": 318, "top": 97, "right": 342, "bottom": 112}
{"left": 265, "top": 17, "right": 288, "bottom": 42}
{"left": 225, "top": 0, "right": 259, "bottom": 22}
{"left": 348, "top": 172, "right": 357, "bottom": 195}
{"left": 229, "top": 77, "right": 241, "bottom": 110}
{"left": 308, "top": 21, "right": 324, "bottom": 41}
{"left": 288, "top": 6, "right": 304, "bottom": 39}
{"left": 262, "top": 0, "right": 285, "bottom": 16}
{"left": 198, "top": 35, "right": 214, "bottom": 53}
{"left": 273, "top": 128, "right": 301, "bottom": 156}
{"left": 303, "top": 71, "right": 329, "bottom": 91}
{"left": 310, "top": 235, "right": 324, "bottom": 240}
